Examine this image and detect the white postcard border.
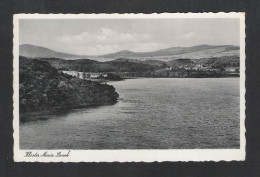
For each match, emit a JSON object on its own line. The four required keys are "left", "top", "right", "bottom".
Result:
{"left": 13, "top": 13, "right": 246, "bottom": 162}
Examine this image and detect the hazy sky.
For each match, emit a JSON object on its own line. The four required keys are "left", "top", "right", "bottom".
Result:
{"left": 19, "top": 18, "right": 240, "bottom": 55}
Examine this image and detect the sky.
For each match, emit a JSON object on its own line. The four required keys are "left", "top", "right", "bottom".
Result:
{"left": 19, "top": 18, "right": 240, "bottom": 55}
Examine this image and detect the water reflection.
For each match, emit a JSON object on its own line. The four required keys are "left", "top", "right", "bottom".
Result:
{"left": 20, "top": 103, "right": 118, "bottom": 123}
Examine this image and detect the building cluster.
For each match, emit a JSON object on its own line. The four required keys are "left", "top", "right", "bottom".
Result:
{"left": 62, "top": 71, "right": 108, "bottom": 80}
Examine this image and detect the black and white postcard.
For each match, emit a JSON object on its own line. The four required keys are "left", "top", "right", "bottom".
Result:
{"left": 13, "top": 13, "right": 245, "bottom": 162}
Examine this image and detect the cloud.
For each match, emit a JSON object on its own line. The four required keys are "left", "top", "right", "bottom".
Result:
{"left": 183, "top": 32, "right": 197, "bottom": 39}
{"left": 57, "top": 28, "right": 154, "bottom": 55}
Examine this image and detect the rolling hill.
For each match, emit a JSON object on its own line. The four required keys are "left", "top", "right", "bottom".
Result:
{"left": 30, "top": 57, "right": 159, "bottom": 73}
{"left": 23, "top": 54, "right": 239, "bottom": 76}
{"left": 20, "top": 44, "right": 89, "bottom": 59}
{"left": 100, "top": 44, "right": 239, "bottom": 61}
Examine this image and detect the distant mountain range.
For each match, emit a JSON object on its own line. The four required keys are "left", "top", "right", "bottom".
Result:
{"left": 20, "top": 44, "right": 239, "bottom": 62}
{"left": 19, "top": 44, "right": 89, "bottom": 59}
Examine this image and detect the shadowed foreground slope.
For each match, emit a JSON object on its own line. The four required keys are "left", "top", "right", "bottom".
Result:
{"left": 19, "top": 56, "right": 119, "bottom": 112}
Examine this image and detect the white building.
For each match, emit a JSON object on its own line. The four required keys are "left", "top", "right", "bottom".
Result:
{"left": 62, "top": 71, "right": 107, "bottom": 80}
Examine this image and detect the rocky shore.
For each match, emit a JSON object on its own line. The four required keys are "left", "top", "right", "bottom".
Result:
{"left": 19, "top": 56, "right": 119, "bottom": 112}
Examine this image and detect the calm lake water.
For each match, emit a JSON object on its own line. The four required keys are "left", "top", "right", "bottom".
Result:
{"left": 20, "top": 78, "right": 240, "bottom": 149}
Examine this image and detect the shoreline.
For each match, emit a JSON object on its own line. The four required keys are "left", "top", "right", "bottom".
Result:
{"left": 120, "top": 76, "right": 239, "bottom": 80}
{"left": 20, "top": 77, "right": 239, "bottom": 117}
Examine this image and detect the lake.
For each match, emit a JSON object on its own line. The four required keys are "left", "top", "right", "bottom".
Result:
{"left": 20, "top": 78, "right": 240, "bottom": 149}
